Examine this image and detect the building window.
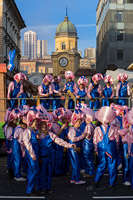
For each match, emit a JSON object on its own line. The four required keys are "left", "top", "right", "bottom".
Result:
{"left": 26, "top": 66, "right": 29, "bottom": 71}
{"left": 31, "top": 69, "right": 33, "bottom": 73}
{"left": 21, "top": 65, "right": 24, "bottom": 70}
{"left": 117, "top": 50, "right": 124, "bottom": 60}
{"left": 117, "top": 11, "right": 123, "bottom": 22}
{"left": 125, "top": 0, "right": 133, "bottom": 3}
{"left": 41, "top": 69, "right": 43, "bottom": 73}
{"left": 117, "top": 30, "right": 124, "bottom": 41}
{"left": 62, "top": 42, "right": 66, "bottom": 50}
{"left": 117, "top": 0, "right": 123, "bottom": 4}
{"left": 109, "top": 0, "right": 116, "bottom": 3}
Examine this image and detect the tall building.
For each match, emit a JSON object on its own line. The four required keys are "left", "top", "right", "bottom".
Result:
{"left": 52, "top": 14, "right": 80, "bottom": 81}
{"left": 24, "top": 31, "right": 37, "bottom": 59}
{"left": 84, "top": 47, "right": 96, "bottom": 60}
{"left": 96, "top": 0, "right": 133, "bottom": 73}
{"left": 37, "top": 40, "right": 47, "bottom": 58}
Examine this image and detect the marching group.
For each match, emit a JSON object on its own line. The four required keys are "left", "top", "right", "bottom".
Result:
{"left": 2, "top": 70, "right": 133, "bottom": 196}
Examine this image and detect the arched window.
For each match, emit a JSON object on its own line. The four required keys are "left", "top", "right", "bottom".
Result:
{"left": 62, "top": 42, "right": 66, "bottom": 50}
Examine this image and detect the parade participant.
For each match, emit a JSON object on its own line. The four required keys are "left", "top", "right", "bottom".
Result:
{"left": 93, "top": 106, "right": 119, "bottom": 187}
{"left": 82, "top": 107, "right": 95, "bottom": 177}
{"left": 7, "top": 73, "right": 27, "bottom": 109}
{"left": 52, "top": 108, "right": 72, "bottom": 175}
{"left": 63, "top": 71, "right": 77, "bottom": 109}
{"left": 38, "top": 74, "right": 53, "bottom": 109}
{"left": 23, "top": 107, "right": 41, "bottom": 195}
{"left": 67, "top": 109, "right": 87, "bottom": 184}
{"left": 76, "top": 76, "right": 89, "bottom": 104}
{"left": 88, "top": 73, "right": 103, "bottom": 111}
{"left": 102, "top": 74, "right": 114, "bottom": 106}
{"left": 37, "top": 120, "right": 75, "bottom": 194}
{"left": 52, "top": 76, "right": 62, "bottom": 109}
{"left": 116, "top": 73, "right": 131, "bottom": 106}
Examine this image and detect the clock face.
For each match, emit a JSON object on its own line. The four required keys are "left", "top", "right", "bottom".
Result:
{"left": 59, "top": 57, "right": 68, "bottom": 67}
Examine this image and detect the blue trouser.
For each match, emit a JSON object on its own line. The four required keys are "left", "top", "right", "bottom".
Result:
{"left": 5, "top": 140, "right": 13, "bottom": 169}
{"left": 22, "top": 156, "right": 27, "bottom": 173}
{"left": 12, "top": 139, "right": 22, "bottom": 178}
{"left": 102, "top": 99, "right": 110, "bottom": 107}
{"left": 68, "top": 148, "right": 81, "bottom": 182}
{"left": 117, "top": 136, "right": 123, "bottom": 167}
{"left": 95, "top": 152, "right": 117, "bottom": 186}
{"left": 52, "top": 96, "right": 61, "bottom": 110}
{"left": 38, "top": 154, "right": 54, "bottom": 191}
{"left": 122, "top": 143, "right": 129, "bottom": 183}
{"left": 68, "top": 99, "right": 74, "bottom": 110}
{"left": 117, "top": 98, "right": 126, "bottom": 106}
{"left": 89, "top": 100, "right": 100, "bottom": 111}
{"left": 64, "top": 150, "right": 70, "bottom": 173}
{"left": 25, "top": 150, "right": 39, "bottom": 194}
{"left": 10, "top": 93, "right": 27, "bottom": 109}
{"left": 40, "top": 99, "right": 50, "bottom": 109}
{"left": 83, "top": 139, "right": 95, "bottom": 176}
{"left": 129, "top": 155, "right": 133, "bottom": 189}
{"left": 54, "top": 145, "right": 64, "bottom": 175}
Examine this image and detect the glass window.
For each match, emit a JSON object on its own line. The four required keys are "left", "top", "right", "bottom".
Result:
{"left": 62, "top": 42, "right": 66, "bottom": 50}
{"left": 117, "top": 30, "right": 124, "bottom": 41}
{"left": 125, "top": 0, "right": 133, "bottom": 3}
{"left": 26, "top": 66, "right": 29, "bottom": 71}
{"left": 117, "top": 11, "right": 123, "bottom": 22}
{"left": 109, "top": 0, "right": 117, "bottom": 3}
{"left": 117, "top": 0, "right": 123, "bottom": 4}
{"left": 117, "top": 50, "right": 124, "bottom": 60}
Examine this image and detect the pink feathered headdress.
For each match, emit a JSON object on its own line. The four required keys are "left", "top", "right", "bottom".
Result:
{"left": 103, "top": 74, "right": 113, "bottom": 84}
{"left": 82, "top": 107, "right": 95, "bottom": 123}
{"left": 8, "top": 108, "right": 21, "bottom": 122}
{"left": 95, "top": 106, "right": 116, "bottom": 124}
{"left": 71, "top": 109, "right": 85, "bottom": 126}
{"left": 65, "top": 71, "right": 75, "bottom": 80}
{"left": 110, "top": 104, "right": 129, "bottom": 116}
{"left": 14, "top": 73, "right": 27, "bottom": 81}
{"left": 127, "top": 107, "right": 133, "bottom": 125}
{"left": 117, "top": 73, "right": 128, "bottom": 81}
{"left": 77, "top": 76, "right": 88, "bottom": 87}
{"left": 4, "top": 108, "right": 12, "bottom": 122}
{"left": 42, "top": 74, "right": 53, "bottom": 84}
{"left": 92, "top": 73, "right": 103, "bottom": 82}
{"left": 27, "top": 107, "right": 38, "bottom": 126}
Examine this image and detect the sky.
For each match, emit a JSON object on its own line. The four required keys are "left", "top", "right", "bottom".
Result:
{"left": 15, "top": 0, "right": 99, "bottom": 56}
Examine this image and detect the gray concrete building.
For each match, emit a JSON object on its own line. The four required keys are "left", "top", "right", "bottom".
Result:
{"left": 96, "top": 0, "right": 133, "bottom": 73}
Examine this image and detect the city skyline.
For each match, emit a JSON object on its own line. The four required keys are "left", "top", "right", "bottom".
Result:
{"left": 15, "top": 0, "right": 99, "bottom": 56}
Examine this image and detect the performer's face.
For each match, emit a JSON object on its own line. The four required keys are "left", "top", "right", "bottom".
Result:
{"left": 94, "top": 80, "right": 98, "bottom": 85}
{"left": 68, "top": 78, "right": 72, "bottom": 82}
{"left": 21, "top": 123, "right": 27, "bottom": 129}
{"left": 13, "top": 119, "right": 17, "bottom": 125}
{"left": 74, "top": 119, "right": 82, "bottom": 128}
{"left": 16, "top": 79, "right": 20, "bottom": 83}
{"left": 62, "top": 118, "right": 68, "bottom": 124}
{"left": 80, "top": 84, "right": 84, "bottom": 89}
{"left": 45, "top": 81, "right": 50, "bottom": 86}
{"left": 41, "top": 121, "right": 47, "bottom": 131}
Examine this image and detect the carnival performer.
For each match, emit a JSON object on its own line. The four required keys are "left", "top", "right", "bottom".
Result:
{"left": 7, "top": 73, "right": 27, "bottom": 109}
{"left": 52, "top": 76, "right": 62, "bottom": 109}
{"left": 63, "top": 71, "right": 77, "bottom": 109}
{"left": 76, "top": 76, "right": 89, "bottom": 105}
{"left": 52, "top": 108, "right": 72, "bottom": 175}
{"left": 37, "top": 119, "right": 75, "bottom": 194}
{"left": 102, "top": 74, "right": 114, "bottom": 106}
{"left": 23, "top": 107, "right": 43, "bottom": 195}
{"left": 88, "top": 73, "right": 103, "bottom": 111}
{"left": 116, "top": 73, "right": 131, "bottom": 106}
{"left": 82, "top": 107, "right": 95, "bottom": 177}
{"left": 38, "top": 74, "right": 53, "bottom": 109}
{"left": 93, "top": 106, "right": 119, "bottom": 187}
{"left": 67, "top": 109, "right": 87, "bottom": 184}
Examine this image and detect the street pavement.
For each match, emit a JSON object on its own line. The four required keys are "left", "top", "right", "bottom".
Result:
{"left": 0, "top": 156, "right": 133, "bottom": 200}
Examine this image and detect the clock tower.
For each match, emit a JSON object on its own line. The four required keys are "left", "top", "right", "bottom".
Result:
{"left": 52, "top": 13, "right": 80, "bottom": 82}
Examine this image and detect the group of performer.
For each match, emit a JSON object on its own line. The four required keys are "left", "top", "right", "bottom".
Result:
{"left": 3, "top": 71, "right": 133, "bottom": 196}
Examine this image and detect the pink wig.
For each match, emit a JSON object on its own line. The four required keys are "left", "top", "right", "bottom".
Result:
{"left": 71, "top": 109, "right": 85, "bottom": 126}
{"left": 122, "top": 114, "right": 129, "bottom": 128}
{"left": 77, "top": 76, "right": 88, "bottom": 87}
{"left": 8, "top": 108, "right": 21, "bottom": 122}
{"left": 76, "top": 103, "right": 88, "bottom": 110}
{"left": 4, "top": 108, "right": 12, "bottom": 122}
{"left": 82, "top": 107, "right": 95, "bottom": 123}
{"left": 117, "top": 73, "right": 128, "bottom": 81}
{"left": 103, "top": 74, "right": 113, "bottom": 84}
{"left": 27, "top": 109, "right": 37, "bottom": 126}
{"left": 127, "top": 107, "right": 133, "bottom": 125}
{"left": 42, "top": 74, "right": 53, "bottom": 84}
{"left": 65, "top": 71, "right": 75, "bottom": 80}
{"left": 36, "top": 104, "right": 53, "bottom": 122}
{"left": 92, "top": 73, "right": 103, "bottom": 82}
{"left": 111, "top": 104, "right": 129, "bottom": 116}
{"left": 19, "top": 105, "right": 29, "bottom": 116}
{"left": 61, "top": 108, "right": 72, "bottom": 123}
{"left": 95, "top": 106, "right": 116, "bottom": 124}
{"left": 14, "top": 73, "right": 27, "bottom": 81}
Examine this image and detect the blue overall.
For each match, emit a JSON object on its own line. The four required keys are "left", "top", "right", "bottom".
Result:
{"left": 117, "top": 116, "right": 123, "bottom": 167}
{"left": 83, "top": 123, "right": 95, "bottom": 176}
{"left": 38, "top": 135, "right": 54, "bottom": 191}
{"left": 65, "top": 81, "right": 75, "bottom": 109}
{"left": 52, "top": 82, "right": 61, "bottom": 110}
{"left": 77, "top": 88, "right": 87, "bottom": 104}
{"left": 102, "top": 86, "right": 113, "bottom": 106}
{"left": 40, "top": 83, "right": 50, "bottom": 109}
{"left": 68, "top": 128, "right": 82, "bottom": 182}
{"left": 118, "top": 81, "right": 128, "bottom": 106}
{"left": 89, "top": 83, "right": 100, "bottom": 111}
{"left": 129, "top": 140, "right": 133, "bottom": 189}
{"left": 25, "top": 129, "right": 39, "bottom": 194}
{"left": 12, "top": 127, "right": 22, "bottom": 178}
{"left": 54, "top": 123, "right": 67, "bottom": 175}
{"left": 79, "top": 121, "right": 86, "bottom": 170}
{"left": 95, "top": 126, "right": 117, "bottom": 186}
{"left": 122, "top": 143, "right": 129, "bottom": 183}
{"left": 10, "top": 81, "right": 26, "bottom": 109}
